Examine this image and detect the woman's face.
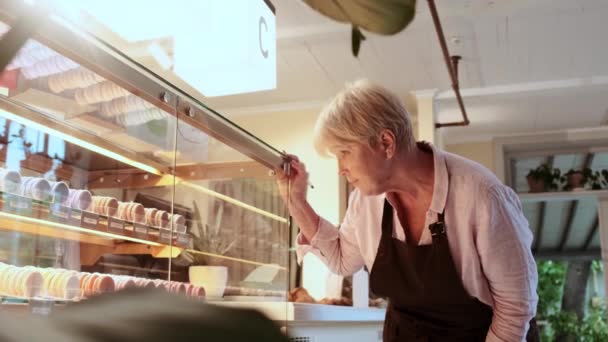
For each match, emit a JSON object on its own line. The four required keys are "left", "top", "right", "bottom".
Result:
{"left": 332, "top": 141, "right": 392, "bottom": 196}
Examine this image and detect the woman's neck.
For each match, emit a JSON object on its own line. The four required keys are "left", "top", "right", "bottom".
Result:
{"left": 385, "top": 146, "right": 435, "bottom": 209}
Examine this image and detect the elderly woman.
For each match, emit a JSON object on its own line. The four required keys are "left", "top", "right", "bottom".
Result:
{"left": 276, "top": 80, "right": 538, "bottom": 342}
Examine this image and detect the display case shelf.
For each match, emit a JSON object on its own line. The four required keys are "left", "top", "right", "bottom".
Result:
{"left": 0, "top": 196, "right": 285, "bottom": 270}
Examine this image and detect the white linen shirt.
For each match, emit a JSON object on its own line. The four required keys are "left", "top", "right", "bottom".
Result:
{"left": 297, "top": 144, "right": 538, "bottom": 342}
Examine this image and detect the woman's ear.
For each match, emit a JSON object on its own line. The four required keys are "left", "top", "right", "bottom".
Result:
{"left": 379, "top": 129, "right": 396, "bottom": 159}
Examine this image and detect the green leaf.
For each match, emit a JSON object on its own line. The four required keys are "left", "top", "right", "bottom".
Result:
{"left": 303, "top": 0, "right": 416, "bottom": 35}
{"left": 303, "top": 0, "right": 416, "bottom": 55}
{"left": 351, "top": 26, "right": 366, "bottom": 57}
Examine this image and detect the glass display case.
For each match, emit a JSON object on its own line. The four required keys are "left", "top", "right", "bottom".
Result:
{"left": 0, "top": 0, "right": 293, "bottom": 323}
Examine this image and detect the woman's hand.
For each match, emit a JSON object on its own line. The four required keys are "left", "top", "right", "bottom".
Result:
{"left": 275, "top": 154, "right": 320, "bottom": 241}
{"left": 275, "top": 154, "right": 309, "bottom": 206}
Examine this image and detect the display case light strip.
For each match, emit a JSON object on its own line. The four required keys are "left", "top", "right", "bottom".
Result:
{"left": 0, "top": 109, "right": 162, "bottom": 175}
{"left": 185, "top": 249, "right": 286, "bottom": 270}
{"left": 178, "top": 178, "right": 288, "bottom": 224}
{"left": 0, "top": 210, "right": 163, "bottom": 246}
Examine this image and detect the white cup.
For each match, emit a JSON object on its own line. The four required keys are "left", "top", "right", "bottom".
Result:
{"left": 189, "top": 266, "right": 228, "bottom": 299}
{"left": 0, "top": 169, "right": 22, "bottom": 195}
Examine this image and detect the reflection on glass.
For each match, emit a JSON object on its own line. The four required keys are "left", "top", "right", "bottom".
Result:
{"left": 52, "top": 0, "right": 277, "bottom": 97}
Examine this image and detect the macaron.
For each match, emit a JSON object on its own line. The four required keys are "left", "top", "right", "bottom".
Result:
{"left": 93, "top": 275, "right": 115, "bottom": 295}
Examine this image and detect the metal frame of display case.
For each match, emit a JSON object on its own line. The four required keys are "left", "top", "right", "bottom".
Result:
{"left": 0, "top": 0, "right": 284, "bottom": 172}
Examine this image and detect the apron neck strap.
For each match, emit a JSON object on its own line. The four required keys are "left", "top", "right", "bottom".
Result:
{"left": 381, "top": 199, "right": 394, "bottom": 235}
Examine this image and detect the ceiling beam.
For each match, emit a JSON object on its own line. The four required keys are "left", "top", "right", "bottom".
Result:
{"left": 558, "top": 153, "right": 594, "bottom": 251}
{"left": 533, "top": 203, "right": 546, "bottom": 253}
{"left": 582, "top": 215, "right": 600, "bottom": 251}
{"left": 558, "top": 201, "right": 579, "bottom": 252}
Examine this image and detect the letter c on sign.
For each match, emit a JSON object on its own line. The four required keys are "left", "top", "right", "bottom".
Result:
{"left": 259, "top": 16, "right": 268, "bottom": 59}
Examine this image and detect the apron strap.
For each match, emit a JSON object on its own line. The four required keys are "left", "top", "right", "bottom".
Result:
{"left": 381, "top": 199, "right": 394, "bottom": 236}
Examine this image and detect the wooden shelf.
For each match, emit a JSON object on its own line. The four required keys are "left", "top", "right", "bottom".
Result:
{"left": 518, "top": 189, "right": 608, "bottom": 203}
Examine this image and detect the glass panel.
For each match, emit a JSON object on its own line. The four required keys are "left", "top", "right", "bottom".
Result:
{"left": 0, "top": 15, "right": 290, "bottom": 327}
{"left": 44, "top": 0, "right": 281, "bottom": 167}
{"left": 0, "top": 21, "right": 182, "bottom": 303}
{"left": 173, "top": 115, "right": 290, "bottom": 320}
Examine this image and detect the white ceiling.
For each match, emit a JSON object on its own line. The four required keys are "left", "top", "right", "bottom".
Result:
{"left": 202, "top": 0, "right": 608, "bottom": 145}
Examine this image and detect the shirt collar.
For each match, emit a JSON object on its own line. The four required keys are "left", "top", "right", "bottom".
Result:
{"left": 419, "top": 142, "right": 449, "bottom": 214}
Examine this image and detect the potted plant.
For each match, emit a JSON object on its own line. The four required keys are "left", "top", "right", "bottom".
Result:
{"left": 583, "top": 168, "right": 602, "bottom": 190}
{"left": 601, "top": 169, "right": 608, "bottom": 188}
{"left": 561, "top": 169, "right": 586, "bottom": 191}
{"left": 185, "top": 200, "right": 236, "bottom": 299}
{"left": 562, "top": 168, "right": 603, "bottom": 191}
{"left": 526, "top": 164, "right": 561, "bottom": 193}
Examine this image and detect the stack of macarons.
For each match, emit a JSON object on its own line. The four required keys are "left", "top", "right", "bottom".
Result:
{"left": 111, "top": 276, "right": 136, "bottom": 291}
{"left": 0, "top": 264, "right": 206, "bottom": 301}
{"left": 0, "top": 263, "right": 44, "bottom": 298}
{"left": 78, "top": 272, "right": 116, "bottom": 298}
{"left": 47, "top": 67, "right": 106, "bottom": 93}
{"left": 144, "top": 209, "right": 180, "bottom": 229}
{"left": 110, "top": 275, "right": 154, "bottom": 290}
{"left": 67, "top": 189, "right": 93, "bottom": 211}
{"left": 74, "top": 81, "right": 129, "bottom": 105}
{"left": 0, "top": 168, "right": 22, "bottom": 194}
{"left": 185, "top": 283, "right": 206, "bottom": 299}
{"left": 108, "top": 276, "right": 204, "bottom": 299}
{"left": 154, "top": 210, "right": 170, "bottom": 228}
{"left": 171, "top": 213, "right": 186, "bottom": 228}
{"left": 7, "top": 41, "right": 58, "bottom": 70}
{"left": 117, "top": 201, "right": 146, "bottom": 224}
{"left": 89, "top": 196, "right": 119, "bottom": 217}
{"left": 49, "top": 181, "right": 70, "bottom": 205}
{"left": 20, "top": 55, "right": 79, "bottom": 79}
{"left": 144, "top": 208, "right": 158, "bottom": 226}
{"left": 21, "top": 177, "right": 51, "bottom": 201}
{"left": 39, "top": 268, "right": 80, "bottom": 300}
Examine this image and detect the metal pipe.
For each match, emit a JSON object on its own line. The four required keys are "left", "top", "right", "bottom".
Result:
{"left": 427, "top": 0, "right": 470, "bottom": 128}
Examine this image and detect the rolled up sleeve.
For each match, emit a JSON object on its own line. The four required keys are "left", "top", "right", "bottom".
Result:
{"left": 477, "top": 186, "right": 538, "bottom": 342}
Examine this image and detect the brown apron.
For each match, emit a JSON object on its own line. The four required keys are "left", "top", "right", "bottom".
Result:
{"left": 370, "top": 199, "right": 539, "bottom": 341}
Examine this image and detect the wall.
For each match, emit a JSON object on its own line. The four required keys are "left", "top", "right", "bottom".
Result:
{"left": 445, "top": 141, "right": 496, "bottom": 175}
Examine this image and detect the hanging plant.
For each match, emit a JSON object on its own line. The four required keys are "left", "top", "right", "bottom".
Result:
{"left": 302, "top": 0, "right": 417, "bottom": 57}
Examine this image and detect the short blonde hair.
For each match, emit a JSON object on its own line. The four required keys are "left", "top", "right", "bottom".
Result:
{"left": 313, "top": 79, "right": 415, "bottom": 157}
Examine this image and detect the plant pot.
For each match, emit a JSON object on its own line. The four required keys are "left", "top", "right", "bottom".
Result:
{"left": 566, "top": 172, "right": 585, "bottom": 190}
{"left": 526, "top": 175, "right": 546, "bottom": 193}
{"left": 20, "top": 153, "right": 54, "bottom": 174}
{"left": 189, "top": 266, "right": 228, "bottom": 299}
